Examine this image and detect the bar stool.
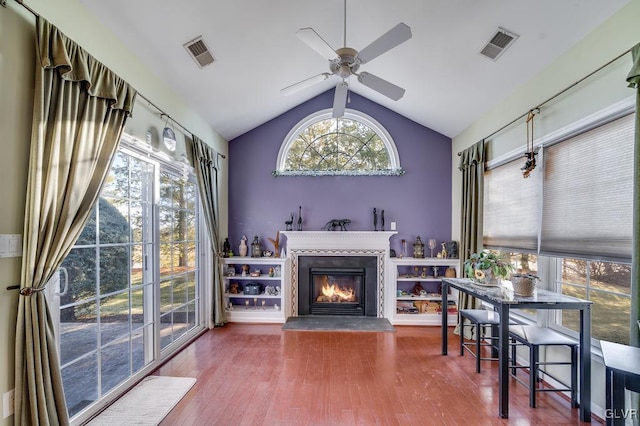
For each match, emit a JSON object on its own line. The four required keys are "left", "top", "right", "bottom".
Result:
{"left": 509, "top": 324, "right": 578, "bottom": 408}
{"left": 459, "top": 309, "right": 500, "bottom": 373}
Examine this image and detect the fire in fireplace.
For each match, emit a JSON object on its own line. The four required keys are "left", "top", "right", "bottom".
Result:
{"left": 311, "top": 268, "right": 364, "bottom": 315}
{"left": 298, "top": 256, "right": 378, "bottom": 317}
{"left": 315, "top": 276, "right": 357, "bottom": 303}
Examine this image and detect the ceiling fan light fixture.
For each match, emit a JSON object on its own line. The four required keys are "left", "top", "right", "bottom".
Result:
{"left": 282, "top": 0, "right": 411, "bottom": 118}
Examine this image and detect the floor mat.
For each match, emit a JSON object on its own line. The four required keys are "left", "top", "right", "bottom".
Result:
{"left": 282, "top": 316, "right": 396, "bottom": 332}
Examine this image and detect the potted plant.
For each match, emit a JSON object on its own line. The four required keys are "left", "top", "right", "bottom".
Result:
{"left": 463, "top": 250, "right": 513, "bottom": 284}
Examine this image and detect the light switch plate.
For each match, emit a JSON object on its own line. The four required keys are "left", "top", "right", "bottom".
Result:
{"left": 2, "top": 389, "right": 14, "bottom": 419}
{"left": 0, "top": 235, "right": 22, "bottom": 258}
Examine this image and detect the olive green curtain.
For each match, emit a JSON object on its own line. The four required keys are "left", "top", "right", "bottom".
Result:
{"left": 454, "top": 140, "right": 486, "bottom": 336}
{"left": 15, "top": 17, "right": 135, "bottom": 425}
{"left": 627, "top": 42, "right": 640, "bottom": 349}
{"left": 189, "top": 136, "right": 227, "bottom": 326}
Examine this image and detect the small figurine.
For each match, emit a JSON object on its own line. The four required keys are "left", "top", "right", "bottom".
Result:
{"left": 373, "top": 208, "right": 378, "bottom": 231}
{"left": 440, "top": 242, "right": 448, "bottom": 259}
{"left": 381, "top": 210, "right": 385, "bottom": 231}
{"left": 297, "top": 206, "right": 303, "bottom": 231}
{"left": 239, "top": 235, "right": 248, "bottom": 257}
{"left": 222, "top": 238, "right": 231, "bottom": 257}
{"left": 285, "top": 213, "right": 294, "bottom": 231}
{"left": 268, "top": 231, "right": 280, "bottom": 257}
{"left": 322, "top": 219, "right": 351, "bottom": 231}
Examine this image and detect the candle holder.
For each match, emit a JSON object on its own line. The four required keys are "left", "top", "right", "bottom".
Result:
{"left": 428, "top": 239, "right": 437, "bottom": 258}
{"left": 413, "top": 236, "right": 425, "bottom": 258}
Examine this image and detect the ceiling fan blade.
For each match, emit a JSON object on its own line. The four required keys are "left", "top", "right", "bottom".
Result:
{"left": 357, "top": 72, "right": 405, "bottom": 101}
{"left": 332, "top": 82, "right": 349, "bottom": 118}
{"left": 356, "top": 23, "right": 412, "bottom": 64}
{"left": 281, "top": 73, "right": 331, "bottom": 96}
{"left": 296, "top": 28, "right": 340, "bottom": 62}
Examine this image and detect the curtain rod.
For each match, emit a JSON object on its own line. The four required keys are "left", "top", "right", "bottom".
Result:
{"left": 11, "top": 0, "right": 226, "bottom": 159}
{"left": 457, "top": 46, "right": 634, "bottom": 156}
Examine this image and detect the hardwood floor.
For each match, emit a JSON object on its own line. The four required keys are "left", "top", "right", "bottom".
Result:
{"left": 156, "top": 323, "right": 600, "bottom": 425}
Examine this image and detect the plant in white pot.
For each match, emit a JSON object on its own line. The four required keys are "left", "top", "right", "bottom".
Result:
{"left": 463, "top": 250, "right": 513, "bottom": 285}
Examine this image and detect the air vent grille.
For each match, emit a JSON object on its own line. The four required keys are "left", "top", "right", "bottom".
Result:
{"left": 184, "top": 36, "right": 215, "bottom": 68}
{"left": 479, "top": 27, "right": 518, "bottom": 61}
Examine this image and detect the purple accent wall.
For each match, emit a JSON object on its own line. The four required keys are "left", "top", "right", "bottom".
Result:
{"left": 228, "top": 89, "right": 452, "bottom": 256}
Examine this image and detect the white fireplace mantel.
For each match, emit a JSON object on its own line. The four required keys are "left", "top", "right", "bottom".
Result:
{"left": 281, "top": 231, "right": 397, "bottom": 252}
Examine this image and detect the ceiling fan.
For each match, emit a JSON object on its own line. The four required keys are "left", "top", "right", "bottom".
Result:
{"left": 281, "top": 0, "right": 412, "bottom": 118}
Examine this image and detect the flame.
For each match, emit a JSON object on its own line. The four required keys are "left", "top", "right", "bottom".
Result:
{"left": 316, "top": 276, "right": 356, "bottom": 302}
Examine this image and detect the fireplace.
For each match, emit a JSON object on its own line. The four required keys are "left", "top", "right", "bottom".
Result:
{"left": 281, "top": 231, "right": 396, "bottom": 318}
{"left": 298, "top": 256, "right": 378, "bottom": 316}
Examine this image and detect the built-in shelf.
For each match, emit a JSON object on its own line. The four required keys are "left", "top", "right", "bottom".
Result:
{"left": 222, "top": 257, "right": 290, "bottom": 324}
{"left": 388, "top": 257, "right": 461, "bottom": 326}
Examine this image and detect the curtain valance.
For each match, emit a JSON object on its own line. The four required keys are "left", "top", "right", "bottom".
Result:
{"left": 36, "top": 18, "right": 135, "bottom": 113}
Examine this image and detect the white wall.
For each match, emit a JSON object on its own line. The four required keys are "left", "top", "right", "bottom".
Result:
{"left": 450, "top": 1, "right": 640, "bottom": 417}
{"left": 0, "top": 1, "right": 228, "bottom": 424}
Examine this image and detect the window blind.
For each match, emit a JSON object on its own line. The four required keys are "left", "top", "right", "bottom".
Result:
{"left": 483, "top": 155, "right": 542, "bottom": 252}
{"left": 540, "top": 113, "right": 634, "bottom": 262}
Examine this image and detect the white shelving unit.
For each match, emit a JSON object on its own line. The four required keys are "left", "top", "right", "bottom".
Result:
{"left": 221, "top": 257, "right": 290, "bottom": 323}
{"left": 388, "top": 257, "right": 461, "bottom": 326}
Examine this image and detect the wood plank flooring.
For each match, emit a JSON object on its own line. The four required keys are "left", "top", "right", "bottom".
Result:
{"left": 155, "top": 323, "right": 600, "bottom": 425}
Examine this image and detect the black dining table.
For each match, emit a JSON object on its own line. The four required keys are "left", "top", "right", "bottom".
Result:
{"left": 600, "top": 340, "right": 640, "bottom": 425}
{"left": 441, "top": 278, "right": 593, "bottom": 421}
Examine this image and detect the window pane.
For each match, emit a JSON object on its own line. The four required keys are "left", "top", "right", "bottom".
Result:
{"left": 130, "top": 202, "right": 143, "bottom": 242}
{"left": 100, "top": 246, "right": 130, "bottom": 293}
{"left": 558, "top": 258, "right": 631, "bottom": 344}
{"left": 99, "top": 197, "right": 130, "bottom": 244}
{"left": 59, "top": 304, "right": 97, "bottom": 365}
{"left": 101, "top": 337, "right": 131, "bottom": 394}
{"left": 76, "top": 205, "right": 97, "bottom": 245}
{"left": 100, "top": 292, "right": 131, "bottom": 345}
{"left": 589, "top": 261, "right": 631, "bottom": 295}
{"left": 62, "top": 353, "right": 98, "bottom": 417}
{"left": 61, "top": 247, "right": 97, "bottom": 303}
{"left": 101, "top": 152, "right": 129, "bottom": 199}
{"left": 561, "top": 259, "right": 587, "bottom": 286}
{"left": 279, "top": 112, "right": 401, "bottom": 175}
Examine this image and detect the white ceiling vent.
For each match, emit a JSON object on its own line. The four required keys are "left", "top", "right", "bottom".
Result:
{"left": 184, "top": 36, "right": 215, "bottom": 68}
{"left": 479, "top": 27, "right": 518, "bottom": 61}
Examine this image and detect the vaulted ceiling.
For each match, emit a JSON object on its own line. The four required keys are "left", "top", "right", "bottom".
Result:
{"left": 80, "top": 0, "right": 629, "bottom": 141}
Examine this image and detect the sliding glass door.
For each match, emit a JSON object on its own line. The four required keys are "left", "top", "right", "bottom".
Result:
{"left": 50, "top": 143, "right": 203, "bottom": 419}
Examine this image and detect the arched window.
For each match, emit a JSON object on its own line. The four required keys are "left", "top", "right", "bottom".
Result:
{"left": 273, "top": 109, "right": 403, "bottom": 176}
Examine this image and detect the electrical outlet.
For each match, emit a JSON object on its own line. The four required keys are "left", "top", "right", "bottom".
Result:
{"left": 2, "top": 389, "right": 14, "bottom": 419}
